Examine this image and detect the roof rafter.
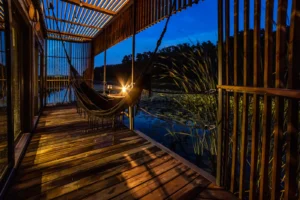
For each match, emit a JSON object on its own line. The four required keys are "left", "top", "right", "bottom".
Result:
{"left": 46, "top": 16, "right": 102, "bottom": 30}
{"left": 48, "top": 29, "right": 93, "bottom": 40}
{"left": 48, "top": 36, "right": 90, "bottom": 42}
{"left": 61, "top": 0, "right": 116, "bottom": 16}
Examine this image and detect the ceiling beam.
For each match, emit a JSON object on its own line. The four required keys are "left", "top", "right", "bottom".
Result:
{"left": 46, "top": 16, "right": 102, "bottom": 30}
{"left": 61, "top": 0, "right": 116, "bottom": 16}
{"left": 47, "top": 29, "right": 93, "bottom": 40}
{"left": 47, "top": 36, "right": 90, "bottom": 43}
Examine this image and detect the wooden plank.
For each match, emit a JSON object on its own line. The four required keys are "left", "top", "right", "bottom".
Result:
{"left": 18, "top": 138, "right": 147, "bottom": 179}
{"left": 166, "top": 174, "right": 211, "bottom": 199}
{"left": 195, "top": 184, "right": 238, "bottom": 200}
{"left": 28, "top": 152, "right": 171, "bottom": 200}
{"left": 11, "top": 143, "right": 154, "bottom": 190}
{"left": 284, "top": 0, "right": 300, "bottom": 199}
{"left": 61, "top": 0, "right": 116, "bottom": 16}
{"left": 113, "top": 163, "right": 190, "bottom": 200}
{"left": 82, "top": 159, "right": 181, "bottom": 200}
{"left": 45, "top": 16, "right": 102, "bottom": 30}
{"left": 216, "top": 0, "right": 224, "bottom": 187}
{"left": 249, "top": 0, "right": 260, "bottom": 199}
{"left": 224, "top": 0, "right": 230, "bottom": 188}
{"left": 48, "top": 29, "right": 93, "bottom": 39}
{"left": 239, "top": 0, "right": 250, "bottom": 197}
{"left": 10, "top": 149, "right": 168, "bottom": 199}
{"left": 230, "top": 0, "right": 239, "bottom": 193}
{"left": 217, "top": 85, "right": 300, "bottom": 99}
{"left": 272, "top": 0, "right": 287, "bottom": 199}
{"left": 140, "top": 169, "right": 198, "bottom": 200}
{"left": 135, "top": 130, "right": 216, "bottom": 183}
{"left": 259, "top": 0, "right": 274, "bottom": 199}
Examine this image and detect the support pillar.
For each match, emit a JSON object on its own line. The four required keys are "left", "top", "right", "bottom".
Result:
{"left": 129, "top": 0, "right": 136, "bottom": 131}
{"left": 3, "top": 0, "right": 15, "bottom": 169}
{"left": 103, "top": 49, "right": 106, "bottom": 94}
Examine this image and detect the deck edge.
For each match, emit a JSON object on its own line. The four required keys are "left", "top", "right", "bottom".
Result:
{"left": 134, "top": 130, "right": 217, "bottom": 185}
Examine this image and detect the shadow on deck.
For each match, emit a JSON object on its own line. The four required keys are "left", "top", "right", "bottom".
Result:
{"left": 6, "top": 105, "right": 237, "bottom": 200}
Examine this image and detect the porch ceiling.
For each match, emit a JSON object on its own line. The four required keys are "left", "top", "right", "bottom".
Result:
{"left": 41, "top": 0, "right": 130, "bottom": 42}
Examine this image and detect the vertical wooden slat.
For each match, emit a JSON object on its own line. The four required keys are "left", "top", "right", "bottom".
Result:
{"left": 260, "top": 0, "right": 274, "bottom": 199}
{"left": 249, "top": 0, "right": 260, "bottom": 199}
{"left": 183, "top": 0, "right": 186, "bottom": 9}
{"left": 103, "top": 31, "right": 106, "bottom": 94}
{"left": 272, "top": 0, "right": 287, "bottom": 199}
{"left": 158, "top": 0, "right": 161, "bottom": 20}
{"left": 165, "top": 0, "right": 168, "bottom": 15}
{"left": 178, "top": 0, "right": 181, "bottom": 11}
{"left": 230, "top": 0, "right": 239, "bottom": 193}
{"left": 224, "top": 0, "right": 230, "bottom": 189}
{"left": 162, "top": 0, "right": 165, "bottom": 18}
{"left": 239, "top": 0, "right": 249, "bottom": 198}
{"left": 153, "top": 0, "right": 156, "bottom": 23}
{"left": 147, "top": 0, "right": 150, "bottom": 27}
{"left": 216, "top": 0, "right": 224, "bottom": 187}
{"left": 285, "top": 0, "right": 300, "bottom": 199}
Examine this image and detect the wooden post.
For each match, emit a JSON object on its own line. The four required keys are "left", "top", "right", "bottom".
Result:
{"left": 44, "top": 40, "right": 47, "bottom": 106}
{"left": 230, "top": 0, "right": 239, "bottom": 193}
{"left": 103, "top": 30, "right": 107, "bottom": 94}
{"left": 260, "top": 1, "right": 274, "bottom": 199}
{"left": 103, "top": 49, "right": 107, "bottom": 94}
{"left": 90, "top": 43, "right": 94, "bottom": 89}
{"left": 285, "top": 1, "right": 299, "bottom": 199}
{"left": 272, "top": 0, "right": 287, "bottom": 199}
{"left": 249, "top": 0, "right": 260, "bottom": 199}
{"left": 129, "top": 0, "right": 137, "bottom": 131}
{"left": 3, "top": 0, "right": 15, "bottom": 167}
{"left": 216, "top": 0, "right": 224, "bottom": 187}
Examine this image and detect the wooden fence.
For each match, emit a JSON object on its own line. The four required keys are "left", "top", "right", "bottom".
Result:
{"left": 46, "top": 39, "right": 92, "bottom": 105}
{"left": 217, "top": 0, "right": 299, "bottom": 199}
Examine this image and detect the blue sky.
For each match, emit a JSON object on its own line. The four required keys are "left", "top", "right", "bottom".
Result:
{"left": 95, "top": 2, "right": 218, "bottom": 66}
{"left": 94, "top": 0, "right": 292, "bottom": 66}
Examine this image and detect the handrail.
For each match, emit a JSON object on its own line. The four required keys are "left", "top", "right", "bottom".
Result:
{"left": 217, "top": 85, "right": 300, "bottom": 99}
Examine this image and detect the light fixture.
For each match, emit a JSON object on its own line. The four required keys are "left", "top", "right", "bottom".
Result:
{"left": 122, "top": 86, "right": 127, "bottom": 93}
{"left": 79, "top": 0, "right": 83, "bottom": 7}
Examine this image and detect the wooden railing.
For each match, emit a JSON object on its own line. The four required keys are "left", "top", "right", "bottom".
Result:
{"left": 217, "top": 0, "right": 299, "bottom": 200}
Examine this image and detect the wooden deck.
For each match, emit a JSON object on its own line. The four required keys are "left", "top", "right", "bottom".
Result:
{"left": 6, "top": 105, "right": 237, "bottom": 200}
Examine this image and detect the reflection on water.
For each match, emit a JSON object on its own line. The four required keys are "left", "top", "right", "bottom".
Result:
{"left": 46, "top": 88, "right": 75, "bottom": 105}
{"left": 123, "top": 109, "right": 210, "bottom": 170}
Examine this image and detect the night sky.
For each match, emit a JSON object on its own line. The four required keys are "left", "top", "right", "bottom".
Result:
{"left": 94, "top": 0, "right": 292, "bottom": 66}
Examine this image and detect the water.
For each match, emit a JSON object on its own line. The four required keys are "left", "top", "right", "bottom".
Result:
{"left": 123, "top": 109, "right": 210, "bottom": 170}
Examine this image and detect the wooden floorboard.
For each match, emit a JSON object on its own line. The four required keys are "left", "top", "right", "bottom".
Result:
{"left": 5, "top": 105, "right": 237, "bottom": 200}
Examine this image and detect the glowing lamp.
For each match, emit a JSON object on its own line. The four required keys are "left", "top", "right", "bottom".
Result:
{"left": 122, "top": 86, "right": 127, "bottom": 93}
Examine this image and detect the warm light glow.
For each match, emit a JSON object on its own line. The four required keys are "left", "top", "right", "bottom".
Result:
{"left": 122, "top": 86, "right": 127, "bottom": 93}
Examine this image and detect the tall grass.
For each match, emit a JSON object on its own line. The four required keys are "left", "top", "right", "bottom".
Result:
{"left": 150, "top": 43, "right": 300, "bottom": 198}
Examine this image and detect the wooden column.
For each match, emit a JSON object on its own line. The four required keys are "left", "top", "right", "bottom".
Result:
{"left": 90, "top": 43, "right": 94, "bottom": 89}
{"left": 285, "top": 0, "right": 300, "bottom": 199}
{"left": 103, "top": 31, "right": 107, "bottom": 94}
{"left": 260, "top": 1, "right": 274, "bottom": 199}
{"left": 3, "top": 0, "right": 14, "bottom": 167}
{"left": 216, "top": 0, "right": 224, "bottom": 187}
{"left": 129, "top": 0, "right": 137, "bottom": 131}
{"left": 230, "top": 0, "right": 239, "bottom": 193}
{"left": 249, "top": 0, "right": 260, "bottom": 199}
{"left": 103, "top": 50, "right": 107, "bottom": 94}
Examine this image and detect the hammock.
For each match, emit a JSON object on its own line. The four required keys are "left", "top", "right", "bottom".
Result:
{"left": 49, "top": 1, "right": 175, "bottom": 123}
